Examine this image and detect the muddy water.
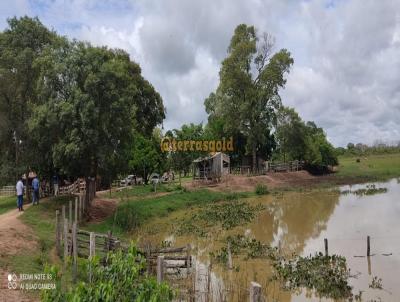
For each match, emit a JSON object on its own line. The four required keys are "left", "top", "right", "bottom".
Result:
{"left": 134, "top": 179, "right": 400, "bottom": 301}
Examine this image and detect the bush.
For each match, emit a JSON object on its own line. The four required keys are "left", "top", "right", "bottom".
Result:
{"left": 255, "top": 183, "right": 269, "bottom": 195}
{"left": 41, "top": 244, "right": 173, "bottom": 302}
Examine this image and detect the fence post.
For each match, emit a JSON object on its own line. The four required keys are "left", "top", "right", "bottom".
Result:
{"left": 146, "top": 243, "right": 151, "bottom": 275}
{"left": 324, "top": 238, "right": 328, "bottom": 256}
{"left": 72, "top": 222, "right": 77, "bottom": 283}
{"left": 81, "top": 195, "right": 84, "bottom": 218}
{"left": 61, "top": 205, "right": 66, "bottom": 227}
{"left": 227, "top": 242, "right": 233, "bottom": 270}
{"left": 157, "top": 256, "right": 164, "bottom": 283}
{"left": 89, "top": 232, "right": 96, "bottom": 258}
{"left": 186, "top": 244, "right": 191, "bottom": 272}
{"left": 367, "top": 236, "right": 370, "bottom": 256}
{"left": 63, "top": 218, "right": 68, "bottom": 263}
{"left": 249, "top": 281, "right": 261, "bottom": 302}
{"left": 55, "top": 210, "right": 61, "bottom": 257}
{"left": 75, "top": 197, "right": 78, "bottom": 224}
{"left": 81, "top": 196, "right": 84, "bottom": 221}
{"left": 69, "top": 200, "right": 72, "bottom": 227}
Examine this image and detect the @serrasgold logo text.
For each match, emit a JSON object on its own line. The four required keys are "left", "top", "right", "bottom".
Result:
{"left": 160, "top": 137, "right": 234, "bottom": 152}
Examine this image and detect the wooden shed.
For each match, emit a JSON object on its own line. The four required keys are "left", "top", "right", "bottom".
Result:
{"left": 193, "top": 152, "right": 230, "bottom": 181}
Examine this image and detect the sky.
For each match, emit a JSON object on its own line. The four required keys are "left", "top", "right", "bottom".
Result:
{"left": 1, "top": 0, "right": 399, "bottom": 147}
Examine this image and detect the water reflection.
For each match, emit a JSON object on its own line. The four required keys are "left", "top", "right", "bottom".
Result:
{"left": 136, "top": 179, "right": 400, "bottom": 301}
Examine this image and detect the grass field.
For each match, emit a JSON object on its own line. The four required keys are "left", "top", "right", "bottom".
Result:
{"left": 92, "top": 188, "right": 252, "bottom": 233}
{"left": 0, "top": 195, "right": 16, "bottom": 214}
{"left": 337, "top": 153, "right": 400, "bottom": 181}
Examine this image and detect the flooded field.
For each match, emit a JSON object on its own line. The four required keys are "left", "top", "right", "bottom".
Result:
{"left": 134, "top": 179, "right": 400, "bottom": 301}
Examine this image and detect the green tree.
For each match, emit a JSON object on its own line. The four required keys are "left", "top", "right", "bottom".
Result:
{"left": 129, "top": 131, "right": 165, "bottom": 184}
{"left": 205, "top": 24, "right": 294, "bottom": 170}
{"left": 29, "top": 40, "right": 165, "bottom": 183}
{"left": 0, "top": 16, "right": 57, "bottom": 182}
{"left": 169, "top": 123, "right": 205, "bottom": 180}
{"left": 275, "top": 107, "right": 338, "bottom": 171}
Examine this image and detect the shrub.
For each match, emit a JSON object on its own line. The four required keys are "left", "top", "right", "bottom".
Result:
{"left": 255, "top": 183, "right": 269, "bottom": 195}
{"left": 41, "top": 244, "right": 173, "bottom": 302}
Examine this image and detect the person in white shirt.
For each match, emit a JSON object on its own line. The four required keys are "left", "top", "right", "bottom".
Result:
{"left": 16, "top": 177, "right": 24, "bottom": 211}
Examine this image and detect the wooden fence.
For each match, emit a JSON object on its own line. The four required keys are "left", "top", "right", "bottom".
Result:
{"left": 231, "top": 160, "right": 305, "bottom": 176}
{"left": 55, "top": 203, "right": 192, "bottom": 284}
{"left": 0, "top": 185, "right": 15, "bottom": 196}
{"left": 58, "top": 178, "right": 86, "bottom": 195}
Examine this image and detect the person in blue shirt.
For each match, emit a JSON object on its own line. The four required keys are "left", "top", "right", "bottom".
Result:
{"left": 32, "top": 176, "right": 40, "bottom": 205}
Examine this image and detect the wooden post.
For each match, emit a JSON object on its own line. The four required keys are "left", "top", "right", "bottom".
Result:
{"left": 157, "top": 256, "right": 164, "bottom": 283}
{"left": 105, "top": 230, "right": 112, "bottom": 252}
{"left": 186, "top": 244, "right": 191, "bottom": 271}
{"left": 74, "top": 197, "right": 78, "bottom": 224}
{"left": 55, "top": 210, "right": 61, "bottom": 256}
{"left": 227, "top": 242, "right": 233, "bottom": 270}
{"left": 89, "top": 232, "right": 96, "bottom": 258}
{"left": 324, "top": 238, "right": 328, "bottom": 256}
{"left": 69, "top": 200, "right": 72, "bottom": 227}
{"left": 63, "top": 218, "right": 68, "bottom": 263}
{"left": 78, "top": 194, "right": 85, "bottom": 220}
{"left": 72, "top": 222, "right": 77, "bottom": 283}
{"left": 89, "top": 232, "right": 95, "bottom": 283}
{"left": 78, "top": 196, "right": 81, "bottom": 222}
{"left": 367, "top": 236, "right": 370, "bottom": 256}
{"left": 207, "top": 259, "right": 212, "bottom": 301}
{"left": 146, "top": 243, "right": 151, "bottom": 275}
{"left": 62, "top": 205, "right": 66, "bottom": 226}
{"left": 367, "top": 254, "right": 372, "bottom": 275}
{"left": 249, "top": 282, "right": 262, "bottom": 302}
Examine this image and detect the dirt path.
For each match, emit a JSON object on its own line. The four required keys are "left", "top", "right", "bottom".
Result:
{"left": 0, "top": 204, "right": 38, "bottom": 302}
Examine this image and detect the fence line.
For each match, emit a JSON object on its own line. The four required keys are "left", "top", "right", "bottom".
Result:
{"left": 230, "top": 160, "right": 305, "bottom": 176}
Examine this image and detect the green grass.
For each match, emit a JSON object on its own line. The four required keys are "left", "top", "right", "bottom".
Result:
{"left": 337, "top": 153, "right": 400, "bottom": 181}
{"left": 0, "top": 195, "right": 16, "bottom": 214}
{"left": 110, "top": 183, "right": 181, "bottom": 199}
{"left": 95, "top": 188, "right": 253, "bottom": 232}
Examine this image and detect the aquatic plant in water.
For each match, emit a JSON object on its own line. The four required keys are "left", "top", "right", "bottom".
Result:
{"left": 176, "top": 200, "right": 265, "bottom": 235}
{"left": 272, "top": 253, "right": 353, "bottom": 300}
{"left": 340, "top": 184, "right": 387, "bottom": 196}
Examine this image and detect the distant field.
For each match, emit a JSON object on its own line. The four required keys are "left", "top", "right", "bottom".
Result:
{"left": 0, "top": 195, "right": 16, "bottom": 215}
{"left": 337, "top": 153, "right": 400, "bottom": 181}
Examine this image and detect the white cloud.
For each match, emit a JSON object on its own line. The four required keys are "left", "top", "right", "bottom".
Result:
{"left": 1, "top": 0, "right": 399, "bottom": 146}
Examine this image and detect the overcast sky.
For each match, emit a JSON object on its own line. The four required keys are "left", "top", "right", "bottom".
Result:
{"left": 1, "top": 0, "right": 399, "bottom": 147}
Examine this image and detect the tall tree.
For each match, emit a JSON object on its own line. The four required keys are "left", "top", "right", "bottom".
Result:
{"left": 0, "top": 16, "right": 57, "bottom": 182}
{"left": 29, "top": 41, "right": 165, "bottom": 183}
{"left": 205, "top": 24, "right": 293, "bottom": 170}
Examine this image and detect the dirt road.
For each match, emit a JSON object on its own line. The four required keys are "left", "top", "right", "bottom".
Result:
{"left": 0, "top": 204, "right": 38, "bottom": 302}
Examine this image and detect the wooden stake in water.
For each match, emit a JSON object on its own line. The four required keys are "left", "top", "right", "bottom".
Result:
{"left": 367, "top": 236, "right": 371, "bottom": 256}
{"left": 250, "top": 281, "right": 262, "bottom": 302}
{"left": 324, "top": 238, "right": 328, "bottom": 256}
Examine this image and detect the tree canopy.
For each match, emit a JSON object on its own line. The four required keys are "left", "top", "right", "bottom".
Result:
{"left": 0, "top": 16, "right": 165, "bottom": 183}
{"left": 205, "top": 24, "right": 294, "bottom": 170}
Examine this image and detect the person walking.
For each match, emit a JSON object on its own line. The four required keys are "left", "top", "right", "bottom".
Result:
{"left": 53, "top": 174, "right": 59, "bottom": 196}
{"left": 32, "top": 175, "right": 40, "bottom": 205}
{"left": 16, "top": 177, "right": 24, "bottom": 211}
